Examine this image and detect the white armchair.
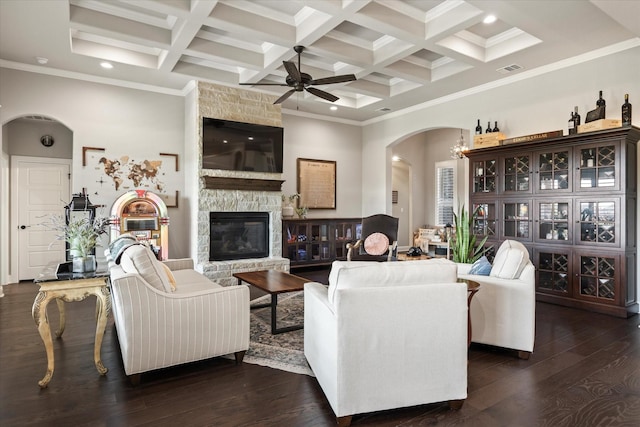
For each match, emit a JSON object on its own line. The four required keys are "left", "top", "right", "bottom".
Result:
{"left": 304, "top": 259, "right": 468, "bottom": 426}
{"left": 108, "top": 244, "right": 250, "bottom": 384}
{"left": 457, "top": 239, "right": 536, "bottom": 359}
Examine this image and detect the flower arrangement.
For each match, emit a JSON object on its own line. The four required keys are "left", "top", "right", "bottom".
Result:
{"left": 46, "top": 213, "right": 109, "bottom": 258}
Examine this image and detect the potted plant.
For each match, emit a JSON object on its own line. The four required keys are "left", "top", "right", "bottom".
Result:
{"left": 46, "top": 214, "right": 109, "bottom": 272}
{"left": 451, "top": 205, "right": 488, "bottom": 264}
{"left": 282, "top": 193, "right": 300, "bottom": 218}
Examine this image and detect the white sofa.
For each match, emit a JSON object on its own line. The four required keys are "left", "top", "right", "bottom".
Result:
{"left": 304, "top": 259, "right": 468, "bottom": 426}
{"left": 108, "top": 243, "right": 250, "bottom": 383}
{"left": 457, "top": 239, "right": 536, "bottom": 359}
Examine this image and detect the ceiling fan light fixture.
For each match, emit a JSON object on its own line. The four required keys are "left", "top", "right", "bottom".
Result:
{"left": 239, "top": 46, "right": 356, "bottom": 105}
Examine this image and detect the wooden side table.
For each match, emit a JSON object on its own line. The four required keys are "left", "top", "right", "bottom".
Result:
{"left": 32, "top": 263, "right": 111, "bottom": 388}
{"left": 458, "top": 279, "right": 480, "bottom": 347}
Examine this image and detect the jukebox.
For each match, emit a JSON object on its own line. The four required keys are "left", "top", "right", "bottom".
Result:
{"left": 109, "top": 190, "right": 170, "bottom": 260}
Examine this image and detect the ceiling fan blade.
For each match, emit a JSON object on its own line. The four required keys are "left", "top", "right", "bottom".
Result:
{"left": 239, "top": 82, "right": 289, "bottom": 86}
{"left": 306, "top": 87, "right": 339, "bottom": 102}
{"left": 310, "top": 74, "right": 356, "bottom": 85}
{"left": 283, "top": 61, "right": 302, "bottom": 83}
{"left": 274, "top": 89, "right": 296, "bottom": 104}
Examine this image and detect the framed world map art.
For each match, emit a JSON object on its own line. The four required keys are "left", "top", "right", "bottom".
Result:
{"left": 83, "top": 147, "right": 181, "bottom": 209}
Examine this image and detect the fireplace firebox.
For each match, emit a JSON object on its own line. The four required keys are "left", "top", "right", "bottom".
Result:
{"left": 209, "top": 212, "right": 269, "bottom": 261}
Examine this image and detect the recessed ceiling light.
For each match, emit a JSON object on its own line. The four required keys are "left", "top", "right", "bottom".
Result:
{"left": 100, "top": 62, "right": 113, "bottom": 69}
{"left": 36, "top": 57, "right": 48, "bottom": 65}
{"left": 392, "top": 155, "right": 400, "bottom": 161}
{"left": 330, "top": 106, "right": 338, "bottom": 111}
{"left": 483, "top": 15, "right": 497, "bottom": 24}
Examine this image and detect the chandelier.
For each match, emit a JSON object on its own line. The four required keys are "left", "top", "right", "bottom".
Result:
{"left": 450, "top": 129, "right": 468, "bottom": 159}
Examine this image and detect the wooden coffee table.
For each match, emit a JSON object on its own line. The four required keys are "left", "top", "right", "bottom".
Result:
{"left": 233, "top": 270, "right": 308, "bottom": 334}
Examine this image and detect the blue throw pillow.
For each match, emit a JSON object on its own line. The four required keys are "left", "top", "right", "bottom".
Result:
{"left": 469, "top": 256, "right": 492, "bottom": 276}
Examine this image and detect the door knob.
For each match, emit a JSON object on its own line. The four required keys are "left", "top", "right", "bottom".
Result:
{"left": 19, "top": 225, "right": 29, "bottom": 229}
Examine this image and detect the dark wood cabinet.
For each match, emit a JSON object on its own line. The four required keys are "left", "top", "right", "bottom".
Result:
{"left": 282, "top": 218, "right": 361, "bottom": 269}
{"left": 468, "top": 126, "right": 639, "bottom": 317}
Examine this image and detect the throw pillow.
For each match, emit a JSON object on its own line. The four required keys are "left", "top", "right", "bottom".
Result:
{"left": 160, "top": 262, "right": 177, "bottom": 292}
{"left": 108, "top": 233, "right": 140, "bottom": 264}
{"left": 490, "top": 248, "right": 526, "bottom": 279}
{"left": 363, "top": 232, "right": 389, "bottom": 256}
{"left": 119, "top": 244, "right": 173, "bottom": 293}
{"left": 469, "top": 256, "right": 492, "bottom": 276}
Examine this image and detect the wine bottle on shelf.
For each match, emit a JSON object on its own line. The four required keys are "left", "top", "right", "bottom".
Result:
{"left": 596, "top": 90, "right": 606, "bottom": 107}
{"left": 492, "top": 121, "right": 499, "bottom": 132}
{"left": 621, "top": 94, "right": 632, "bottom": 126}
{"left": 475, "top": 119, "right": 482, "bottom": 135}
{"left": 568, "top": 111, "right": 576, "bottom": 135}
{"left": 573, "top": 106, "right": 581, "bottom": 127}
{"left": 486, "top": 121, "right": 492, "bottom": 133}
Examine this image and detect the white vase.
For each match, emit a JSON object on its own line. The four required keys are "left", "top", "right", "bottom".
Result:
{"left": 282, "top": 205, "right": 294, "bottom": 218}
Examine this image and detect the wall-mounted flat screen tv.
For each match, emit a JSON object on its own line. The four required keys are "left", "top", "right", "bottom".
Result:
{"left": 202, "top": 118, "right": 284, "bottom": 173}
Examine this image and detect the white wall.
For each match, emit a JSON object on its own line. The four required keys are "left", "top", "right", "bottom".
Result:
{"left": 0, "top": 69, "right": 186, "bottom": 282}
{"left": 281, "top": 114, "right": 362, "bottom": 219}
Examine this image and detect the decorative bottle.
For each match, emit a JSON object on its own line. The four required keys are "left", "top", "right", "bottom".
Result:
{"left": 573, "top": 106, "right": 581, "bottom": 127}
{"left": 486, "top": 121, "right": 492, "bottom": 133}
{"left": 492, "top": 121, "right": 499, "bottom": 132}
{"left": 622, "top": 94, "right": 632, "bottom": 126}
{"left": 475, "top": 119, "right": 482, "bottom": 135}
{"left": 568, "top": 111, "right": 576, "bottom": 135}
{"left": 596, "top": 90, "right": 606, "bottom": 117}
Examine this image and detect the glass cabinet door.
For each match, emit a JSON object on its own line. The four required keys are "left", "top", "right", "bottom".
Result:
{"left": 577, "top": 144, "right": 618, "bottom": 190}
{"left": 472, "top": 203, "right": 497, "bottom": 240}
{"left": 577, "top": 199, "right": 618, "bottom": 246}
{"left": 503, "top": 154, "right": 531, "bottom": 193}
{"left": 536, "top": 201, "right": 571, "bottom": 243}
{"left": 537, "top": 150, "right": 570, "bottom": 193}
{"left": 536, "top": 249, "right": 570, "bottom": 295}
{"left": 472, "top": 158, "right": 497, "bottom": 194}
{"left": 502, "top": 201, "right": 531, "bottom": 241}
{"left": 576, "top": 253, "right": 618, "bottom": 303}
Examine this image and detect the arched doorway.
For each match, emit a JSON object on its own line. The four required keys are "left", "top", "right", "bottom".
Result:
{"left": 2, "top": 115, "right": 73, "bottom": 283}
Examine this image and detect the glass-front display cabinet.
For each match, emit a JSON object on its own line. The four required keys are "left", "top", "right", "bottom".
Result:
{"left": 502, "top": 201, "right": 531, "bottom": 241}
{"left": 536, "top": 201, "right": 571, "bottom": 243}
{"left": 471, "top": 157, "right": 497, "bottom": 194}
{"left": 577, "top": 144, "right": 619, "bottom": 191}
{"left": 503, "top": 154, "right": 532, "bottom": 193}
{"left": 536, "top": 149, "right": 570, "bottom": 193}
{"left": 467, "top": 126, "right": 638, "bottom": 318}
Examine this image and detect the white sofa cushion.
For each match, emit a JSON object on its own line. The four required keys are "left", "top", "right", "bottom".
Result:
{"left": 327, "top": 259, "right": 457, "bottom": 304}
{"left": 490, "top": 240, "right": 529, "bottom": 279}
{"left": 120, "top": 244, "right": 173, "bottom": 293}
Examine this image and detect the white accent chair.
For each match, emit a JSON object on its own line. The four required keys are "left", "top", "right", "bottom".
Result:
{"left": 108, "top": 244, "right": 250, "bottom": 384}
{"left": 304, "top": 259, "right": 468, "bottom": 426}
{"left": 457, "top": 239, "right": 536, "bottom": 359}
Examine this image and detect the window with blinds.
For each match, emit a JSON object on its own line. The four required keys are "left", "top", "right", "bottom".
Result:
{"left": 436, "top": 164, "right": 455, "bottom": 225}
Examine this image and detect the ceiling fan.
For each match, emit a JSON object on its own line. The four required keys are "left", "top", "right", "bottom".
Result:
{"left": 240, "top": 45, "right": 356, "bottom": 104}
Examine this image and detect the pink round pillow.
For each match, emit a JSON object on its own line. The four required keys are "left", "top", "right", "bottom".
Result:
{"left": 364, "top": 232, "right": 389, "bottom": 256}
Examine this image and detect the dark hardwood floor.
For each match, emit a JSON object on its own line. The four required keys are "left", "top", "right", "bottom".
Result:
{"left": 1, "top": 270, "right": 639, "bottom": 426}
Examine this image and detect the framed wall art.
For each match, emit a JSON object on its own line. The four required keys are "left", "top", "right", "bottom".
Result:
{"left": 297, "top": 158, "right": 336, "bottom": 209}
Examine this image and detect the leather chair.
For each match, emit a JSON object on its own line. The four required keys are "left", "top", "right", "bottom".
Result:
{"left": 346, "top": 214, "right": 399, "bottom": 261}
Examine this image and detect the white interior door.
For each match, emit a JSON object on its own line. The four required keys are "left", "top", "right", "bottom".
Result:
{"left": 14, "top": 157, "right": 71, "bottom": 280}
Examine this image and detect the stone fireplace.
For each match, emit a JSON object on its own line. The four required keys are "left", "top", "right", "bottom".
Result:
{"left": 209, "top": 212, "right": 269, "bottom": 261}
{"left": 190, "top": 82, "right": 289, "bottom": 286}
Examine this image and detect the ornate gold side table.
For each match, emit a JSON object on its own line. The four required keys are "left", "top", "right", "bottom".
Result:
{"left": 32, "top": 263, "right": 111, "bottom": 388}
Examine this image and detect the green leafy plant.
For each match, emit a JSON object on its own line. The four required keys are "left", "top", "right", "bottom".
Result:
{"left": 451, "top": 205, "right": 488, "bottom": 263}
{"left": 282, "top": 193, "right": 300, "bottom": 205}
{"left": 46, "top": 214, "right": 109, "bottom": 258}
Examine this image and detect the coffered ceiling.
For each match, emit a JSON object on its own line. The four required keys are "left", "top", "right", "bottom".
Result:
{"left": 1, "top": 0, "right": 639, "bottom": 123}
